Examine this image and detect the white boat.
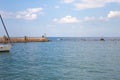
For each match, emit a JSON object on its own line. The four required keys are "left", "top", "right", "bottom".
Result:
{"left": 57, "top": 38, "right": 63, "bottom": 40}
{"left": 0, "top": 44, "right": 12, "bottom": 52}
{"left": 0, "top": 14, "right": 12, "bottom": 52}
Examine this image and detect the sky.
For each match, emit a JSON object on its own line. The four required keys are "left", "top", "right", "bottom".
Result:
{"left": 0, "top": 0, "right": 120, "bottom": 37}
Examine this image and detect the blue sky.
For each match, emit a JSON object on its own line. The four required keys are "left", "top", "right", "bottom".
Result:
{"left": 0, "top": 0, "right": 120, "bottom": 37}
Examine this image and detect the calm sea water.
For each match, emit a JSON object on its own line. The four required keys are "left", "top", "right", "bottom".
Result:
{"left": 0, "top": 37, "right": 120, "bottom": 80}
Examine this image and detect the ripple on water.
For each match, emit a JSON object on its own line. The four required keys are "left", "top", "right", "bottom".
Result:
{"left": 0, "top": 39, "right": 120, "bottom": 80}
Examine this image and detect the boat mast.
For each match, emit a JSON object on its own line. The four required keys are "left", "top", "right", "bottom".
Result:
{"left": 0, "top": 14, "right": 11, "bottom": 43}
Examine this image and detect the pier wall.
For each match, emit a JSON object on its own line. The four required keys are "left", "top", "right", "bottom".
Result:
{"left": 0, "top": 37, "right": 48, "bottom": 43}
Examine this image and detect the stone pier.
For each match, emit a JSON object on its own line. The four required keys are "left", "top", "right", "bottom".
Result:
{"left": 0, "top": 36, "right": 48, "bottom": 43}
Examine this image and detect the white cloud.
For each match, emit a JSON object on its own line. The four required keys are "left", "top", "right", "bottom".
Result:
{"left": 107, "top": 11, "right": 120, "bottom": 18}
{"left": 0, "top": 10, "right": 13, "bottom": 18}
{"left": 16, "top": 8, "right": 43, "bottom": 20}
{"left": 53, "top": 18, "right": 58, "bottom": 22}
{"left": 74, "top": 0, "right": 120, "bottom": 10}
{"left": 83, "top": 16, "right": 107, "bottom": 22}
{"left": 83, "top": 11, "right": 120, "bottom": 22}
{"left": 63, "top": 0, "right": 74, "bottom": 3}
{"left": 53, "top": 11, "right": 120, "bottom": 24}
{"left": 53, "top": 16, "right": 79, "bottom": 24}
{"left": 84, "top": 16, "right": 96, "bottom": 21}
{"left": 106, "top": 0, "right": 120, "bottom": 3}
{"left": 0, "top": 8, "right": 43, "bottom": 20}
{"left": 55, "top": 6, "right": 60, "bottom": 9}
{"left": 75, "top": 1, "right": 104, "bottom": 10}
{"left": 99, "top": 16, "right": 107, "bottom": 21}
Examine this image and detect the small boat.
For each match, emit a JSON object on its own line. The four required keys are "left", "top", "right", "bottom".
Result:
{"left": 0, "top": 44, "right": 12, "bottom": 52}
{"left": 0, "top": 14, "right": 12, "bottom": 52}
{"left": 57, "top": 38, "right": 63, "bottom": 40}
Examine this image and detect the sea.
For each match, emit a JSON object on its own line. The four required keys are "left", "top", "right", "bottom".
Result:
{"left": 0, "top": 37, "right": 120, "bottom": 80}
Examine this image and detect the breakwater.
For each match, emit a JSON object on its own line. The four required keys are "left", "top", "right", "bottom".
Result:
{"left": 0, "top": 36, "right": 48, "bottom": 43}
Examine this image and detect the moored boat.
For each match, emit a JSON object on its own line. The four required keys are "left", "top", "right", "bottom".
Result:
{"left": 0, "top": 44, "right": 12, "bottom": 52}
{"left": 0, "top": 14, "right": 12, "bottom": 52}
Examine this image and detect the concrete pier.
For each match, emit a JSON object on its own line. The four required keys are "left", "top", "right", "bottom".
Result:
{"left": 0, "top": 36, "right": 48, "bottom": 43}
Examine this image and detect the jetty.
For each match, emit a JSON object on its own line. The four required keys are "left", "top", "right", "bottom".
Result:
{"left": 0, "top": 36, "right": 48, "bottom": 43}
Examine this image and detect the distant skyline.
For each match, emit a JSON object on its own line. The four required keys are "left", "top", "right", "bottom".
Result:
{"left": 0, "top": 0, "right": 120, "bottom": 37}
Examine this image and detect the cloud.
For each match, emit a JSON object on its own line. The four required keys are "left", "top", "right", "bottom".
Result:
{"left": 0, "top": 10, "right": 13, "bottom": 18}
{"left": 0, "top": 8, "right": 43, "bottom": 20}
{"left": 83, "top": 16, "right": 107, "bottom": 22}
{"left": 84, "top": 16, "right": 96, "bottom": 21}
{"left": 53, "top": 11, "right": 120, "bottom": 24}
{"left": 53, "top": 16, "right": 80, "bottom": 24}
{"left": 83, "top": 11, "right": 120, "bottom": 22}
{"left": 16, "top": 8, "right": 43, "bottom": 20}
{"left": 107, "top": 11, "right": 120, "bottom": 18}
{"left": 74, "top": 0, "right": 120, "bottom": 10}
{"left": 62, "top": 0, "right": 74, "bottom": 3}
{"left": 54, "top": 6, "right": 60, "bottom": 9}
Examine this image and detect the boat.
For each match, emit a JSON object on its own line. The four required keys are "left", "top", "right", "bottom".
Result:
{"left": 0, "top": 14, "right": 12, "bottom": 52}
{"left": 57, "top": 38, "right": 63, "bottom": 41}
{"left": 0, "top": 44, "right": 12, "bottom": 52}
